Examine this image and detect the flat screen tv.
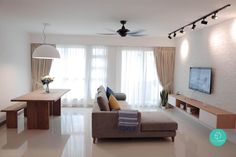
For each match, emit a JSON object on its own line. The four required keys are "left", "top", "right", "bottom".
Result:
{"left": 189, "top": 67, "right": 212, "bottom": 94}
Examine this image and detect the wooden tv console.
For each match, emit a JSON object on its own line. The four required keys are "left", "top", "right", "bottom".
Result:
{"left": 168, "top": 94, "right": 236, "bottom": 129}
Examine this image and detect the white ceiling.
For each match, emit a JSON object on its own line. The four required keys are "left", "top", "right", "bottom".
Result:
{"left": 0, "top": 0, "right": 236, "bottom": 37}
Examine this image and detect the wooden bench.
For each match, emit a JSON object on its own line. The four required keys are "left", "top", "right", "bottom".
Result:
{"left": 1, "top": 102, "right": 27, "bottom": 128}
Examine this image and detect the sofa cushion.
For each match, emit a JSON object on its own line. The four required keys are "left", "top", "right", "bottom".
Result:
{"left": 141, "top": 112, "right": 178, "bottom": 131}
{"left": 97, "top": 85, "right": 106, "bottom": 93}
{"left": 97, "top": 92, "right": 110, "bottom": 111}
{"left": 106, "top": 86, "right": 115, "bottom": 98}
{"left": 108, "top": 95, "right": 121, "bottom": 110}
{"left": 114, "top": 93, "right": 126, "bottom": 101}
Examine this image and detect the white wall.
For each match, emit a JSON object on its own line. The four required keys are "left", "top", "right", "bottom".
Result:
{"left": 30, "top": 34, "right": 175, "bottom": 47}
{"left": 0, "top": 25, "right": 31, "bottom": 122}
{"left": 174, "top": 18, "right": 236, "bottom": 143}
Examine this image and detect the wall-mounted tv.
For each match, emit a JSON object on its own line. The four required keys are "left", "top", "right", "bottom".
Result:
{"left": 189, "top": 67, "right": 212, "bottom": 94}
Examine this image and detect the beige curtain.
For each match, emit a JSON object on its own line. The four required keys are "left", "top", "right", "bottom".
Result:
{"left": 31, "top": 43, "right": 54, "bottom": 91}
{"left": 154, "top": 47, "right": 175, "bottom": 93}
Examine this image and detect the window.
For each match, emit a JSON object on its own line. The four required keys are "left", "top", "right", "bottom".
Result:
{"left": 121, "top": 48, "right": 161, "bottom": 107}
{"left": 50, "top": 45, "right": 160, "bottom": 107}
{"left": 89, "top": 47, "right": 107, "bottom": 98}
{"left": 50, "top": 45, "right": 107, "bottom": 107}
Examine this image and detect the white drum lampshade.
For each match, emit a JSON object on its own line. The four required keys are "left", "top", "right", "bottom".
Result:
{"left": 32, "top": 45, "right": 60, "bottom": 59}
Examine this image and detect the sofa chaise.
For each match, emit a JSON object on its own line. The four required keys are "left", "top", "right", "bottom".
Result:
{"left": 92, "top": 86, "right": 178, "bottom": 143}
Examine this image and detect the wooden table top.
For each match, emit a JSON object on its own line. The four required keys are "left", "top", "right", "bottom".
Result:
{"left": 11, "top": 89, "right": 70, "bottom": 102}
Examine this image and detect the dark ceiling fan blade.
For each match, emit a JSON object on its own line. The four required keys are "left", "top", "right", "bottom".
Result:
{"left": 97, "top": 33, "right": 117, "bottom": 35}
{"left": 106, "top": 28, "right": 117, "bottom": 33}
{"left": 127, "top": 29, "right": 145, "bottom": 35}
{"left": 128, "top": 34, "right": 146, "bottom": 37}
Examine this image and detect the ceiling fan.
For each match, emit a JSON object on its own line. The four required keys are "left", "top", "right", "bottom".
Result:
{"left": 99, "top": 20, "right": 146, "bottom": 37}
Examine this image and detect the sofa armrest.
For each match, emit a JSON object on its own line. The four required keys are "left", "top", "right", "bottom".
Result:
{"left": 92, "top": 111, "right": 141, "bottom": 138}
{"left": 92, "top": 111, "right": 118, "bottom": 137}
{"left": 114, "top": 93, "right": 126, "bottom": 101}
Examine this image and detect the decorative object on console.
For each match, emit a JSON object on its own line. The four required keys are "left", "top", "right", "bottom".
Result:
{"left": 41, "top": 75, "right": 54, "bottom": 93}
{"left": 180, "top": 104, "right": 185, "bottom": 110}
{"left": 32, "top": 23, "right": 60, "bottom": 59}
{"left": 160, "top": 90, "right": 169, "bottom": 108}
{"left": 187, "top": 106, "right": 199, "bottom": 115}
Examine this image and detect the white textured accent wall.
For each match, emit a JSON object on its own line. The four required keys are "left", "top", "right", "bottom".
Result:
{"left": 0, "top": 25, "right": 31, "bottom": 122}
{"left": 174, "top": 18, "right": 236, "bottom": 143}
{"left": 175, "top": 18, "right": 236, "bottom": 113}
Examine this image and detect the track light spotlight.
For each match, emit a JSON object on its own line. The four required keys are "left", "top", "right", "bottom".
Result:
{"left": 168, "top": 34, "right": 172, "bottom": 39}
{"left": 211, "top": 13, "right": 218, "bottom": 20}
{"left": 201, "top": 18, "right": 208, "bottom": 25}
{"left": 180, "top": 28, "right": 185, "bottom": 34}
{"left": 191, "top": 23, "right": 196, "bottom": 30}
{"left": 173, "top": 32, "right": 176, "bottom": 37}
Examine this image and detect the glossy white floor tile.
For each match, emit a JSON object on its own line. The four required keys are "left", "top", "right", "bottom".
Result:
{"left": 0, "top": 107, "right": 235, "bottom": 157}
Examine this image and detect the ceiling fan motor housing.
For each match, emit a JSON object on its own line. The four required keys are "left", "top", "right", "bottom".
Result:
{"left": 117, "top": 28, "right": 129, "bottom": 37}
{"left": 117, "top": 22, "right": 130, "bottom": 37}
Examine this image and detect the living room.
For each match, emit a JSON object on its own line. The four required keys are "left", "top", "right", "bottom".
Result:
{"left": 0, "top": 0, "right": 236, "bottom": 157}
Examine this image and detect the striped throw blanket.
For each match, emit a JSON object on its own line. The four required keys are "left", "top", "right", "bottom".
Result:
{"left": 118, "top": 110, "right": 139, "bottom": 132}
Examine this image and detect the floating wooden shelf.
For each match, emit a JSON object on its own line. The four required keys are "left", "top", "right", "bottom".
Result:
{"left": 168, "top": 94, "right": 236, "bottom": 129}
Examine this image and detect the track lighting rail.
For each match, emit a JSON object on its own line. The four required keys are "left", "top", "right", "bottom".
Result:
{"left": 168, "top": 4, "right": 231, "bottom": 39}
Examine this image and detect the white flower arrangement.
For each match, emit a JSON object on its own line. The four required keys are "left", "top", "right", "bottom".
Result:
{"left": 41, "top": 75, "right": 54, "bottom": 85}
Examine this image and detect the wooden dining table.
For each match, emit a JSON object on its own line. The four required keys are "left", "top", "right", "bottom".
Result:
{"left": 11, "top": 89, "right": 70, "bottom": 129}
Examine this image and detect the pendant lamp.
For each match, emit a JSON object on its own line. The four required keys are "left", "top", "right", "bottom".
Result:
{"left": 32, "top": 23, "right": 60, "bottom": 59}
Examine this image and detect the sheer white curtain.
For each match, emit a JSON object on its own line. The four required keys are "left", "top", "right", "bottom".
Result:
{"left": 89, "top": 47, "right": 107, "bottom": 98}
{"left": 50, "top": 45, "right": 107, "bottom": 107}
{"left": 121, "top": 48, "right": 161, "bottom": 107}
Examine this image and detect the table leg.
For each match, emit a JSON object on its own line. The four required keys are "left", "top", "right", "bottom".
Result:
{"left": 24, "top": 107, "right": 27, "bottom": 117}
{"left": 6, "top": 112, "right": 17, "bottom": 128}
{"left": 53, "top": 98, "right": 61, "bottom": 116}
{"left": 50, "top": 102, "right": 53, "bottom": 116}
{"left": 27, "top": 101, "right": 50, "bottom": 129}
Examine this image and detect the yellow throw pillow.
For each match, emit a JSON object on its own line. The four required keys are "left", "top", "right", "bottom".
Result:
{"left": 109, "top": 95, "right": 121, "bottom": 110}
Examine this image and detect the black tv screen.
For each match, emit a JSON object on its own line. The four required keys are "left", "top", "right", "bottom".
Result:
{"left": 189, "top": 67, "right": 212, "bottom": 94}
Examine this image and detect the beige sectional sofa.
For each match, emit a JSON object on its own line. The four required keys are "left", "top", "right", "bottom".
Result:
{"left": 92, "top": 87, "right": 178, "bottom": 143}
